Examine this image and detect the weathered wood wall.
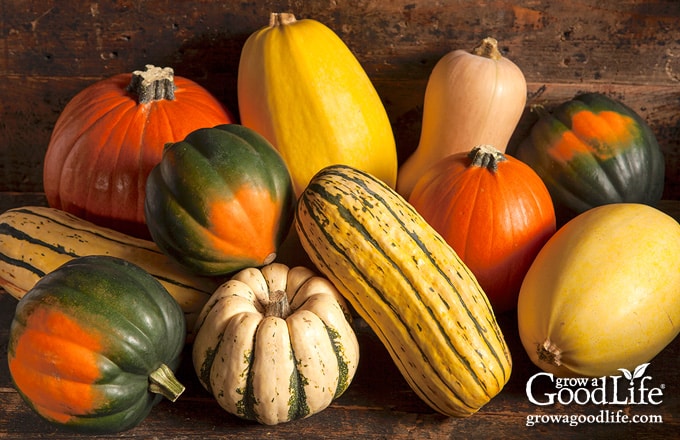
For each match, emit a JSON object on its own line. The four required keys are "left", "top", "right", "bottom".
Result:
{"left": 1, "top": 3, "right": 680, "bottom": 438}
{"left": 1, "top": 0, "right": 679, "bottom": 207}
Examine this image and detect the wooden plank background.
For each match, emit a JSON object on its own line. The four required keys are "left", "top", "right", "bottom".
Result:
{"left": 1, "top": 1, "right": 679, "bottom": 438}
{"left": 1, "top": 0, "right": 679, "bottom": 204}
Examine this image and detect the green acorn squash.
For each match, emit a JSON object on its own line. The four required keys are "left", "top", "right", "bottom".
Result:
{"left": 144, "top": 124, "right": 295, "bottom": 276}
{"left": 514, "top": 93, "right": 665, "bottom": 222}
{"left": 7, "top": 255, "right": 186, "bottom": 434}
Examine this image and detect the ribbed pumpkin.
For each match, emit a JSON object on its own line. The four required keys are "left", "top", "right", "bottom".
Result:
{"left": 237, "top": 12, "right": 398, "bottom": 196}
{"left": 514, "top": 93, "right": 665, "bottom": 223}
{"left": 295, "top": 164, "right": 512, "bottom": 417}
{"left": 397, "top": 37, "right": 527, "bottom": 199}
{"left": 192, "top": 263, "right": 359, "bottom": 425}
{"left": 144, "top": 124, "right": 295, "bottom": 276}
{"left": 408, "top": 145, "right": 556, "bottom": 313}
{"left": 7, "top": 255, "right": 186, "bottom": 434}
{"left": 43, "top": 65, "right": 234, "bottom": 239}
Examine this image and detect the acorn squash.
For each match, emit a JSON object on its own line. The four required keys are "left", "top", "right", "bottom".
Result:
{"left": 144, "top": 124, "right": 295, "bottom": 276}
{"left": 7, "top": 255, "right": 186, "bottom": 433}
{"left": 514, "top": 93, "right": 665, "bottom": 223}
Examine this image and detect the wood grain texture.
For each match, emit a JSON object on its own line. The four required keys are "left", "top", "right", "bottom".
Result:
{"left": 1, "top": 1, "right": 679, "bottom": 197}
{"left": 0, "top": 3, "right": 679, "bottom": 435}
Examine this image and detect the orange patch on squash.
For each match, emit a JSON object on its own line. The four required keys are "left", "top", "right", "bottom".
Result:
{"left": 9, "top": 307, "right": 103, "bottom": 423}
{"left": 548, "top": 110, "right": 637, "bottom": 162}
{"left": 206, "top": 185, "right": 282, "bottom": 263}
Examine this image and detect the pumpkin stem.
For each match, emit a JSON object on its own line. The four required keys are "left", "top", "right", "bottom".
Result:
{"left": 471, "top": 37, "right": 502, "bottom": 61}
{"left": 270, "top": 12, "right": 297, "bottom": 27}
{"left": 536, "top": 339, "right": 563, "bottom": 367}
{"left": 127, "top": 64, "right": 176, "bottom": 104}
{"left": 148, "top": 363, "right": 185, "bottom": 402}
{"left": 265, "top": 289, "right": 292, "bottom": 319}
{"left": 468, "top": 145, "right": 507, "bottom": 172}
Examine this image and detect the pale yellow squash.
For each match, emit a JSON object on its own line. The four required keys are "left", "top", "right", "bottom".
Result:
{"left": 237, "top": 13, "right": 398, "bottom": 196}
{"left": 518, "top": 203, "right": 680, "bottom": 377}
{"left": 397, "top": 37, "right": 527, "bottom": 198}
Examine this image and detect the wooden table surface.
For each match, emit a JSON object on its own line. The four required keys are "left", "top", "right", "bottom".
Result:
{"left": 1, "top": 288, "right": 678, "bottom": 439}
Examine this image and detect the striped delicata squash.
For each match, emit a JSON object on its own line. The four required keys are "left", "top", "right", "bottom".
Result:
{"left": 295, "top": 164, "right": 512, "bottom": 417}
{"left": 0, "top": 206, "right": 218, "bottom": 338}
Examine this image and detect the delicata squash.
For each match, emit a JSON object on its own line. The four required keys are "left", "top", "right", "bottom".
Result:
{"left": 295, "top": 164, "right": 512, "bottom": 417}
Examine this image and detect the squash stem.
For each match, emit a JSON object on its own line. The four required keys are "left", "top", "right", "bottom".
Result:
{"left": 530, "top": 104, "right": 551, "bottom": 119}
{"left": 536, "top": 339, "right": 563, "bottom": 367}
{"left": 471, "top": 37, "right": 502, "bottom": 61}
{"left": 127, "top": 64, "right": 176, "bottom": 104}
{"left": 265, "top": 289, "right": 292, "bottom": 319}
{"left": 270, "top": 12, "right": 297, "bottom": 27}
{"left": 468, "top": 145, "right": 507, "bottom": 172}
{"left": 149, "top": 363, "right": 185, "bottom": 402}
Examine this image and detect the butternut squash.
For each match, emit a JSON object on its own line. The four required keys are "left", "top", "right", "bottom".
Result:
{"left": 397, "top": 37, "right": 527, "bottom": 198}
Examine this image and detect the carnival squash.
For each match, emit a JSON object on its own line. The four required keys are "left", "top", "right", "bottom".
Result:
{"left": 43, "top": 65, "right": 234, "bottom": 239}
{"left": 517, "top": 203, "right": 680, "bottom": 377}
{"left": 397, "top": 37, "right": 527, "bottom": 198}
{"left": 192, "top": 263, "right": 359, "bottom": 425}
{"left": 237, "top": 12, "right": 398, "bottom": 196}
{"left": 295, "top": 164, "right": 511, "bottom": 417}
{"left": 8, "top": 255, "right": 186, "bottom": 433}
{"left": 409, "top": 145, "right": 556, "bottom": 313}
{"left": 144, "top": 124, "right": 295, "bottom": 276}
{"left": 514, "top": 93, "right": 665, "bottom": 223}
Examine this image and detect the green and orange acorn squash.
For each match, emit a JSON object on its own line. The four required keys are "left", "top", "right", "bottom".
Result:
{"left": 514, "top": 92, "right": 665, "bottom": 222}
{"left": 144, "top": 124, "right": 295, "bottom": 276}
{"left": 7, "top": 255, "right": 186, "bottom": 434}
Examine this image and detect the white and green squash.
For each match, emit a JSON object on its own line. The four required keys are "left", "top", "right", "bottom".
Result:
{"left": 192, "top": 262, "right": 359, "bottom": 425}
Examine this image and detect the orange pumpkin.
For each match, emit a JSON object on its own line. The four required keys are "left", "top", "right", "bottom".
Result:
{"left": 43, "top": 65, "right": 235, "bottom": 239}
{"left": 408, "top": 145, "right": 556, "bottom": 313}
